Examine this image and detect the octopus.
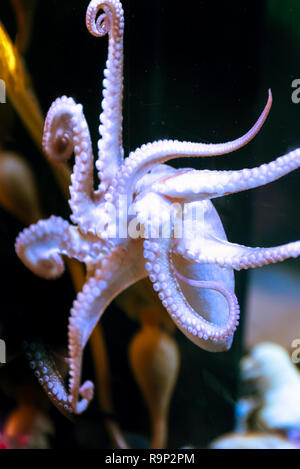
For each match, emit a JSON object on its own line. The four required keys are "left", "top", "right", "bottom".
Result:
{"left": 15, "top": 0, "right": 300, "bottom": 416}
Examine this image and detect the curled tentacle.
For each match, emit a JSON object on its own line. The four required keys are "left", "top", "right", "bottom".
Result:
{"left": 15, "top": 216, "right": 106, "bottom": 278}
{"left": 68, "top": 239, "right": 146, "bottom": 413}
{"left": 43, "top": 96, "right": 97, "bottom": 231}
{"left": 67, "top": 268, "right": 108, "bottom": 414}
{"left": 111, "top": 90, "right": 272, "bottom": 202}
{"left": 86, "top": 0, "right": 124, "bottom": 188}
{"left": 15, "top": 216, "right": 70, "bottom": 279}
{"left": 86, "top": 9, "right": 112, "bottom": 37}
{"left": 152, "top": 147, "right": 300, "bottom": 202}
{"left": 144, "top": 238, "right": 239, "bottom": 352}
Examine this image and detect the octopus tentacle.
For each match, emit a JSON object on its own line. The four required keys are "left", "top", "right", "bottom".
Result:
{"left": 143, "top": 238, "right": 240, "bottom": 352}
{"left": 111, "top": 90, "right": 272, "bottom": 200}
{"left": 24, "top": 342, "right": 73, "bottom": 418}
{"left": 15, "top": 216, "right": 105, "bottom": 278}
{"left": 15, "top": 216, "right": 71, "bottom": 279}
{"left": 176, "top": 234, "right": 300, "bottom": 271}
{"left": 68, "top": 240, "right": 146, "bottom": 414}
{"left": 152, "top": 147, "right": 300, "bottom": 201}
{"left": 67, "top": 267, "right": 110, "bottom": 414}
{"left": 86, "top": 0, "right": 124, "bottom": 188}
{"left": 43, "top": 96, "right": 96, "bottom": 230}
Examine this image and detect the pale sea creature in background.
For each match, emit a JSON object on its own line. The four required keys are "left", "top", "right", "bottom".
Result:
{"left": 210, "top": 432, "right": 298, "bottom": 450}
{"left": 240, "top": 342, "right": 300, "bottom": 441}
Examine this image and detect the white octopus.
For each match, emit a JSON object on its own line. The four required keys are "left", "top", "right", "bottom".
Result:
{"left": 15, "top": 0, "right": 300, "bottom": 416}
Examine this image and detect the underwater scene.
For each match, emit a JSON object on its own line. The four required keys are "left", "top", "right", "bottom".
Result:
{"left": 0, "top": 0, "right": 300, "bottom": 451}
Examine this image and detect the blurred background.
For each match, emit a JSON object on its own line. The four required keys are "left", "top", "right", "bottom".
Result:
{"left": 0, "top": 0, "right": 299, "bottom": 449}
